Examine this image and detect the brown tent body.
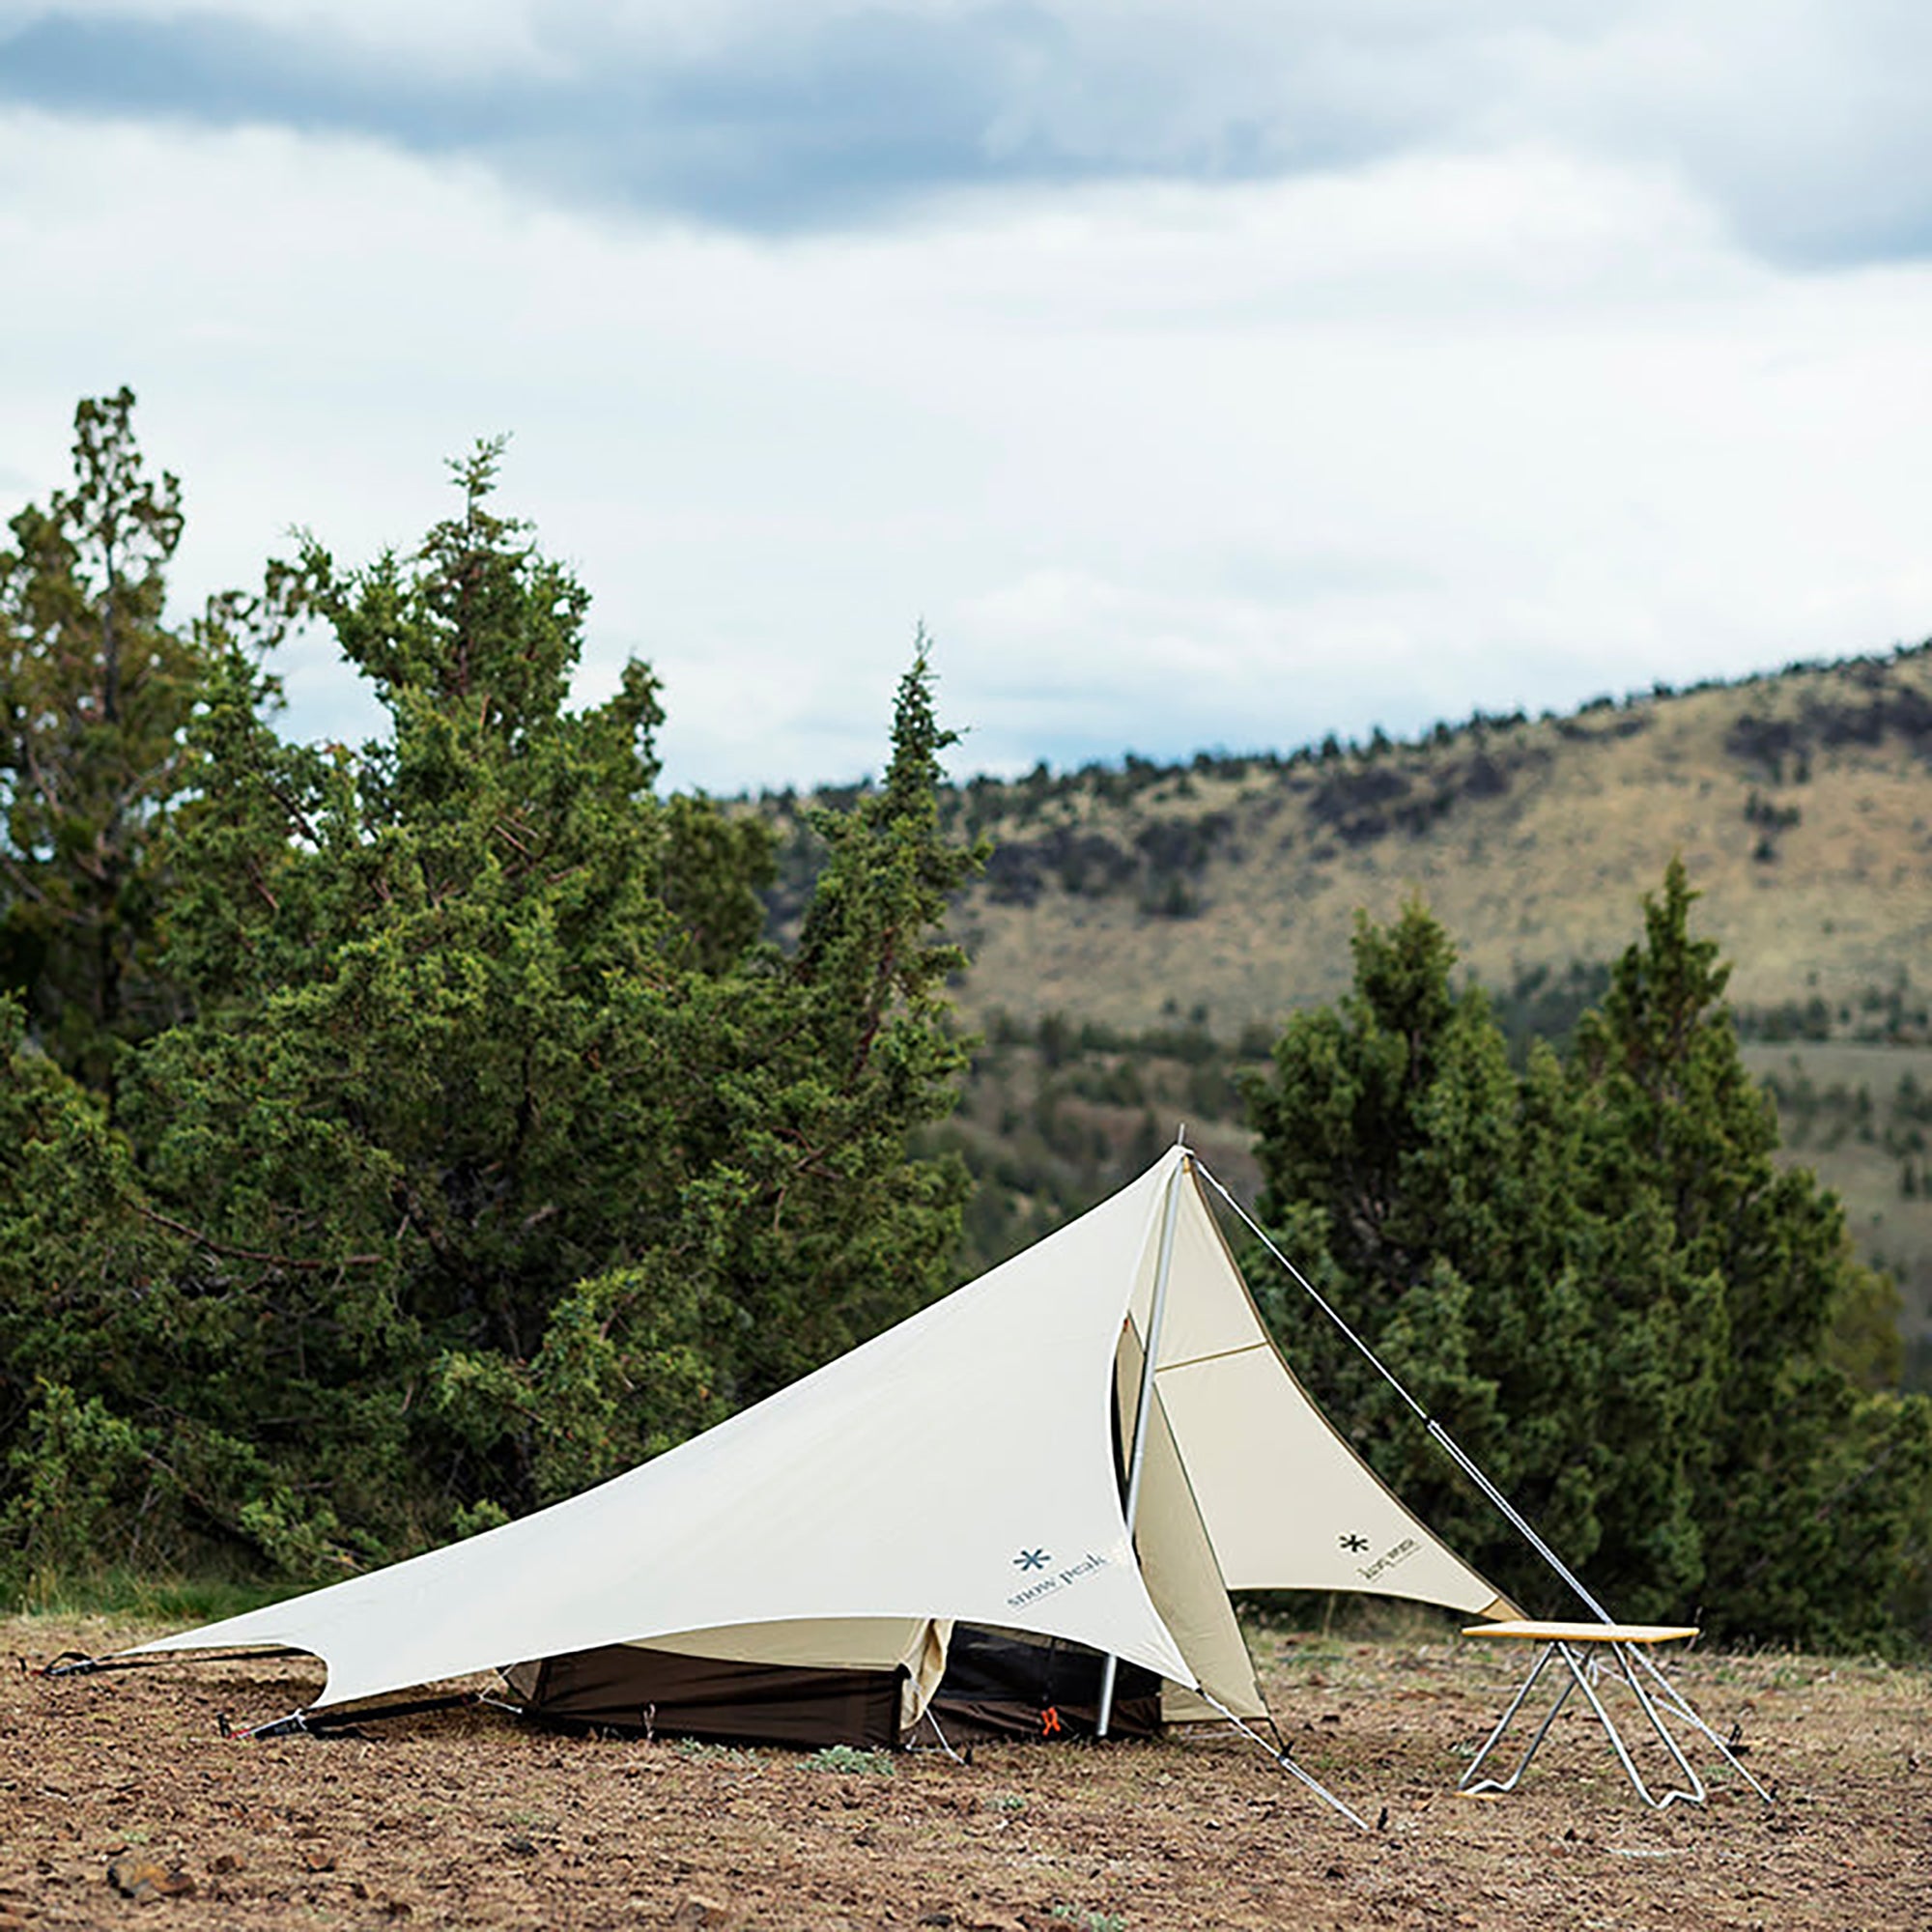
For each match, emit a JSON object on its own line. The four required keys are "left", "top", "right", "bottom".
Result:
{"left": 508, "top": 1624, "right": 1164, "bottom": 1749}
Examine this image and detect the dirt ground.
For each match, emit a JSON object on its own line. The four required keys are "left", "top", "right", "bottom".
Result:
{"left": 2, "top": 1615, "right": 1926, "bottom": 1931}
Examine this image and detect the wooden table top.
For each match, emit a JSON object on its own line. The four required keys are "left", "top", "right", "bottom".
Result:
{"left": 1462, "top": 1619, "right": 1700, "bottom": 1645}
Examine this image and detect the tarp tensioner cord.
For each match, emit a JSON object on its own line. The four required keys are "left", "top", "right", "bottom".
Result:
{"left": 41, "top": 1647, "right": 302, "bottom": 1679}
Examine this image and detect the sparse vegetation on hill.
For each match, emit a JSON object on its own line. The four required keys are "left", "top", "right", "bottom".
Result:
{"left": 765, "top": 641, "right": 1932, "bottom": 1372}
{"left": 915, "top": 642, "right": 1932, "bottom": 1037}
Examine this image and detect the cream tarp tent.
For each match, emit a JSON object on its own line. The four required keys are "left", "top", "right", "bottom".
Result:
{"left": 131, "top": 1145, "right": 1515, "bottom": 1743}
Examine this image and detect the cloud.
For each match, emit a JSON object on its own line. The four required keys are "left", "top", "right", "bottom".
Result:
{"left": 0, "top": 3, "right": 1257, "bottom": 229}
{"left": 2, "top": 69, "right": 1930, "bottom": 795}
{"left": 3, "top": 2, "right": 1928, "bottom": 263}
{"left": 1493, "top": 2, "right": 1932, "bottom": 268}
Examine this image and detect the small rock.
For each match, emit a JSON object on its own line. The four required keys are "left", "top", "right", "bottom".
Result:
{"left": 104, "top": 1855, "right": 159, "bottom": 1901}
{"left": 673, "top": 1894, "right": 737, "bottom": 1930}
{"left": 208, "top": 1853, "right": 243, "bottom": 1875}
{"left": 298, "top": 1848, "right": 337, "bottom": 1872}
{"left": 106, "top": 1857, "right": 195, "bottom": 1903}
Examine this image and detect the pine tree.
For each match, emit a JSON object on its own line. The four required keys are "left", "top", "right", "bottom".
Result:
{"left": 0, "top": 390, "right": 208, "bottom": 1097}
{"left": 1245, "top": 869, "right": 1932, "bottom": 1642}
{"left": 3, "top": 444, "right": 984, "bottom": 1576}
{"left": 1571, "top": 860, "right": 1931, "bottom": 1644}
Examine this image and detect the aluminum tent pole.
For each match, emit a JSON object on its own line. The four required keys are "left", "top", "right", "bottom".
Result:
{"left": 1196, "top": 1160, "right": 1617, "bottom": 1623}
{"left": 1195, "top": 1158, "right": 1774, "bottom": 1803}
{"left": 1096, "top": 1134, "right": 1188, "bottom": 1740}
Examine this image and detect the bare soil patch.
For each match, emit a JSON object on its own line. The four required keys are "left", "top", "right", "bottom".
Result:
{"left": 3, "top": 1616, "right": 1926, "bottom": 1930}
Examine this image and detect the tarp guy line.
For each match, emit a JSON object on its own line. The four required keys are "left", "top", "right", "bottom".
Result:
{"left": 1194, "top": 1158, "right": 1772, "bottom": 1804}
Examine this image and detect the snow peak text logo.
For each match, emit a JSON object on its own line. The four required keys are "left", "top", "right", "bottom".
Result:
{"left": 1354, "top": 1535, "right": 1419, "bottom": 1584}
{"left": 1007, "top": 1549, "right": 1110, "bottom": 1609}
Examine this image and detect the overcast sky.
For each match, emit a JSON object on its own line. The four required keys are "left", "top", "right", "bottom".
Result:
{"left": 4, "top": 1, "right": 1930, "bottom": 791}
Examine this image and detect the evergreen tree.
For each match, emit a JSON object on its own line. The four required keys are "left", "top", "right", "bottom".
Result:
{"left": 678, "top": 633, "right": 984, "bottom": 1402}
{"left": 0, "top": 995, "right": 197, "bottom": 1582}
{"left": 1242, "top": 899, "right": 1714, "bottom": 1617}
{"left": 1245, "top": 869, "right": 1932, "bottom": 1644}
{"left": 1571, "top": 861, "right": 1931, "bottom": 1644}
{"left": 0, "top": 390, "right": 209, "bottom": 1096}
{"left": 1, "top": 440, "right": 980, "bottom": 1584}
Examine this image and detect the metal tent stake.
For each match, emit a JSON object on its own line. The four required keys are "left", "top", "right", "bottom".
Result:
{"left": 1095, "top": 1142, "right": 1187, "bottom": 1740}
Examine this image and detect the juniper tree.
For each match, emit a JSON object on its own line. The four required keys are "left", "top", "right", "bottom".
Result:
{"left": 1245, "top": 869, "right": 1931, "bottom": 1642}
{"left": 56, "top": 446, "right": 981, "bottom": 1566}
{"left": 0, "top": 390, "right": 205, "bottom": 1097}
{"left": 1240, "top": 899, "right": 1716, "bottom": 1618}
{"left": 1571, "top": 860, "right": 1932, "bottom": 1644}
{"left": 0, "top": 432, "right": 981, "bottom": 1584}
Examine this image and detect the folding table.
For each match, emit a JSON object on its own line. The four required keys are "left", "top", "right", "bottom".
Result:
{"left": 1458, "top": 1620, "right": 1769, "bottom": 1809}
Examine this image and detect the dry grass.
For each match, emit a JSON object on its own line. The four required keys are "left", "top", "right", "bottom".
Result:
{"left": 949, "top": 655, "right": 1932, "bottom": 1038}
{"left": 4, "top": 1614, "right": 1927, "bottom": 1929}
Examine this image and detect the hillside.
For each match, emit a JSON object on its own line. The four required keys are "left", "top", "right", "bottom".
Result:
{"left": 933, "top": 645, "right": 1932, "bottom": 1037}
{"left": 763, "top": 643, "right": 1932, "bottom": 1374}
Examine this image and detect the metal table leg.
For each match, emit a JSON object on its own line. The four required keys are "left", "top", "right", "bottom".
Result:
{"left": 1460, "top": 1640, "right": 1575, "bottom": 1796}
{"left": 1461, "top": 1639, "right": 1709, "bottom": 1807}
{"left": 1568, "top": 1642, "right": 1704, "bottom": 1809}
{"left": 1627, "top": 1647, "right": 1774, "bottom": 1804}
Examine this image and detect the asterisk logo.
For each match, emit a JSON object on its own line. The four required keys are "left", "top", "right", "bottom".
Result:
{"left": 1340, "top": 1533, "right": 1369, "bottom": 1553}
{"left": 1014, "top": 1548, "right": 1051, "bottom": 1572}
